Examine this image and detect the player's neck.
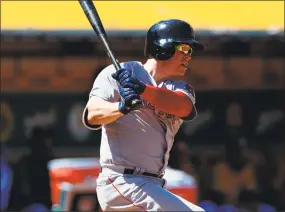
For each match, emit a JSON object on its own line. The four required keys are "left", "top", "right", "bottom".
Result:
{"left": 143, "top": 59, "right": 169, "bottom": 84}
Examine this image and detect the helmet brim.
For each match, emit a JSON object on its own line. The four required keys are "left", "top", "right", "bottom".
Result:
{"left": 175, "top": 39, "right": 204, "bottom": 51}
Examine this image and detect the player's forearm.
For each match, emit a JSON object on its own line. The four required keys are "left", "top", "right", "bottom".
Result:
{"left": 87, "top": 100, "right": 124, "bottom": 125}
{"left": 141, "top": 85, "right": 192, "bottom": 117}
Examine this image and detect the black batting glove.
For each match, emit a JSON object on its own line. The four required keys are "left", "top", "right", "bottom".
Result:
{"left": 112, "top": 68, "right": 131, "bottom": 83}
{"left": 118, "top": 87, "right": 141, "bottom": 114}
{"left": 112, "top": 68, "right": 146, "bottom": 95}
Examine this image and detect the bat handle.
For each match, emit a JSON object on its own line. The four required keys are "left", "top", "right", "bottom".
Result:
{"left": 131, "top": 98, "right": 143, "bottom": 110}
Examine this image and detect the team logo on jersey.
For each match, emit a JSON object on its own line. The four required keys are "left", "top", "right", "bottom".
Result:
{"left": 142, "top": 100, "right": 179, "bottom": 125}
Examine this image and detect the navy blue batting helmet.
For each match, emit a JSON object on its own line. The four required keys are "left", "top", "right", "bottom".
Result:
{"left": 144, "top": 19, "right": 204, "bottom": 61}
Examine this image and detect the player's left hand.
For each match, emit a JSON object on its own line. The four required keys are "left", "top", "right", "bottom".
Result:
{"left": 112, "top": 68, "right": 146, "bottom": 95}
{"left": 118, "top": 87, "right": 141, "bottom": 114}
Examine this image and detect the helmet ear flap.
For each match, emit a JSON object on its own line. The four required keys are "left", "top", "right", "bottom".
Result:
{"left": 155, "top": 43, "right": 176, "bottom": 61}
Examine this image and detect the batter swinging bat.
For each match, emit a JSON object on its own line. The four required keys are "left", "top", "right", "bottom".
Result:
{"left": 78, "top": 0, "right": 142, "bottom": 110}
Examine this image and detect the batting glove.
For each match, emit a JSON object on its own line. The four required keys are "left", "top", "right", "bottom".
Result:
{"left": 112, "top": 68, "right": 146, "bottom": 95}
{"left": 118, "top": 87, "right": 141, "bottom": 114}
{"left": 112, "top": 68, "right": 132, "bottom": 82}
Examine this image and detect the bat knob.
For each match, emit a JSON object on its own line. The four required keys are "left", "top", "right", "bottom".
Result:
{"left": 131, "top": 99, "right": 142, "bottom": 110}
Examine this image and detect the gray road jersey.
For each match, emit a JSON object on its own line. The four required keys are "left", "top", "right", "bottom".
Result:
{"left": 83, "top": 61, "right": 197, "bottom": 174}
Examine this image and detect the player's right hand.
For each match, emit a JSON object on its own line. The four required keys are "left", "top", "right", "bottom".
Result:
{"left": 118, "top": 87, "right": 141, "bottom": 114}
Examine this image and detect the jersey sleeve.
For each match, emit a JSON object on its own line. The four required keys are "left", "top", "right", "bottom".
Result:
{"left": 89, "top": 65, "right": 120, "bottom": 101}
{"left": 82, "top": 65, "right": 120, "bottom": 130}
{"left": 173, "top": 80, "right": 197, "bottom": 121}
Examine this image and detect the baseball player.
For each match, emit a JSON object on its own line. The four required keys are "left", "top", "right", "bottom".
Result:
{"left": 82, "top": 19, "right": 205, "bottom": 211}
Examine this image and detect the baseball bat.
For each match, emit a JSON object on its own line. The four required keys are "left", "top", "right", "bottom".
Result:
{"left": 78, "top": 0, "right": 142, "bottom": 110}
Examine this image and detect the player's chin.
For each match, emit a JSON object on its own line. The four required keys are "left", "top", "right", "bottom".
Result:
{"left": 176, "top": 65, "right": 187, "bottom": 75}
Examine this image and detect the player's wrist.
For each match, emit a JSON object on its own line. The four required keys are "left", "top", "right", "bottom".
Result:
{"left": 118, "top": 101, "right": 131, "bottom": 115}
{"left": 106, "top": 102, "right": 125, "bottom": 117}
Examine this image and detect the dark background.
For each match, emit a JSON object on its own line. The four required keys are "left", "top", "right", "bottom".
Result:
{"left": 1, "top": 90, "right": 284, "bottom": 148}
